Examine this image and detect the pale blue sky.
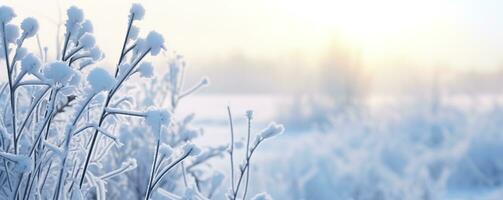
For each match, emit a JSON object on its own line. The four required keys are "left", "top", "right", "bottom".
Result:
{"left": 3, "top": 0, "right": 503, "bottom": 72}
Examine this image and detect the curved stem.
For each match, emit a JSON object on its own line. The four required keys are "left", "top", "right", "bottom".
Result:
{"left": 227, "top": 106, "right": 235, "bottom": 193}
{"left": 242, "top": 117, "right": 252, "bottom": 200}
{"left": 144, "top": 138, "right": 161, "bottom": 200}
{"left": 2, "top": 22, "right": 17, "bottom": 154}
{"left": 69, "top": 55, "right": 91, "bottom": 67}
{"left": 150, "top": 149, "right": 192, "bottom": 193}
{"left": 233, "top": 142, "right": 261, "bottom": 200}
{"left": 115, "top": 15, "right": 134, "bottom": 77}
{"left": 63, "top": 46, "right": 84, "bottom": 61}
{"left": 61, "top": 32, "right": 71, "bottom": 61}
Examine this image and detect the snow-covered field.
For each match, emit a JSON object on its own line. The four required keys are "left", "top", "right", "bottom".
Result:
{"left": 181, "top": 94, "right": 503, "bottom": 200}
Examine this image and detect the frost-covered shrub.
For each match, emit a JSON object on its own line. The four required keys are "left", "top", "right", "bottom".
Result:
{"left": 252, "top": 101, "right": 503, "bottom": 200}
{"left": 0, "top": 4, "right": 283, "bottom": 200}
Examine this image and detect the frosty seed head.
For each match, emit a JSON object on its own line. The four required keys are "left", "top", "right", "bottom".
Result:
{"left": 138, "top": 62, "right": 154, "bottom": 78}
{"left": 44, "top": 62, "right": 74, "bottom": 84}
{"left": 67, "top": 6, "right": 84, "bottom": 24}
{"left": 66, "top": 6, "right": 84, "bottom": 33}
{"left": 20, "top": 17, "right": 39, "bottom": 38}
{"left": 182, "top": 142, "right": 202, "bottom": 156}
{"left": 145, "top": 108, "right": 171, "bottom": 134}
{"left": 90, "top": 47, "right": 104, "bottom": 60}
{"left": 159, "top": 144, "right": 174, "bottom": 157}
{"left": 81, "top": 20, "right": 94, "bottom": 34}
{"left": 4, "top": 24, "right": 19, "bottom": 44}
{"left": 0, "top": 6, "right": 16, "bottom": 24}
{"left": 200, "top": 76, "right": 210, "bottom": 86}
{"left": 79, "top": 33, "right": 96, "bottom": 49}
{"left": 259, "top": 122, "right": 285, "bottom": 140}
{"left": 21, "top": 53, "right": 41, "bottom": 74}
{"left": 246, "top": 110, "right": 254, "bottom": 120}
{"left": 129, "top": 25, "right": 139, "bottom": 40}
{"left": 124, "top": 158, "right": 137, "bottom": 169}
{"left": 87, "top": 67, "right": 115, "bottom": 93}
{"left": 146, "top": 31, "right": 165, "bottom": 56}
{"left": 130, "top": 4, "right": 145, "bottom": 21}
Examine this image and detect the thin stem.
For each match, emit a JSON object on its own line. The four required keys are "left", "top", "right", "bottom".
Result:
{"left": 36, "top": 34, "right": 44, "bottom": 59}
{"left": 105, "top": 107, "right": 146, "bottom": 118}
{"left": 63, "top": 46, "right": 84, "bottom": 61}
{"left": 150, "top": 149, "right": 192, "bottom": 193}
{"left": 144, "top": 138, "right": 161, "bottom": 200}
{"left": 69, "top": 54, "right": 91, "bottom": 67}
{"left": 2, "top": 22, "right": 17, "bottom": 154}
{"left": 28, "top": 89, "right": 59, "bottom": 157}
{"left": 100, "top": 163, "right": 134, "bottom": 180}
{"left": 61, "top": 32, "right": 71, "bottom": 61}
{"left": 181, "top": 162, "right": 188, "bottom": 187}
{"left": 242, "top": 116, "right": 252, "bottom": 200}
{"left": 115, "top": 15, "right": 134, "bottom": 77}
{"left": 14, "top": 81, "right": 51, "bottom": 89}
{"left": 232, "top": 143, "right": 261, "bottom": 200}
{"left": 227, "top": 106, "right": 235, "bottom": 194}
{"left": 177, "top": 81, "right": 206, "bottom": 100}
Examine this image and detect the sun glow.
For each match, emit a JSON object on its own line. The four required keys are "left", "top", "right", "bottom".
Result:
{"left": 271, "top": 0, "right": 461, "bottom": 68}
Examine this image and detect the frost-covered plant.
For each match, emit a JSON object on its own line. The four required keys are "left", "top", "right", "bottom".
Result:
{"left": 0, "top": 3, "right": 284, "bottom": 200}
{"left": 226, "top": 108, "right": 284, "bottom": 200}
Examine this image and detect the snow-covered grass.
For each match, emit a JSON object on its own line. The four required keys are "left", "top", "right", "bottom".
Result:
{"left": 0, "top": 4, "right": 282, "bottom": 200}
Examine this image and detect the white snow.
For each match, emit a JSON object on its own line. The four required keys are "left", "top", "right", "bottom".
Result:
{"left": 146, "top": 31, "right": 164, "bottom": 55}
{"left": 79, "top": 33, "right": 96, "bottom": 49}
{"left": 43, "top": 62, "right": 74, "bottom": 83}
{"left": 4, "top": 24, "right": 19, "bottom": 43}
{"left": 0, "top": 6, "right": 16, "bottom": 24}
{"left": 138, "top": 62, "right": 154, "bottom": 78}
{"left": 89, "top": 47, "right": 103, "bottom": 60}
{"left": 87, "top": 67, "right": 115, "bottom": 93}
{"left": 129, "top": 4, "right": 145, "bottom": 21}
{"left": 258, "top": 122, "right": 284, "bottom": 140}
{"left": 67, "top": 6, "right": 84, "bottom": 24}
{"left": 145, "top": 108, "right": 171, "bottom": 135}
{"left": 159, "top": 144, "right": 174, "bottom": 157}
{"left": 21, "top": 53, "right": 41, "bottom": 74}
{"left": 66, "top": 6, "right": 84, "bottom": 33}
{"left": 183, "top": 142, "right": 202, "bottom": 156}
{"left": 20, "top": 17, "right": 39, "bottom": 38}
{"left": 81, "top": 20, "right": 93, "bottom": 34}
{"left": 128, "top": 25, "right": 139, "bottom": 40}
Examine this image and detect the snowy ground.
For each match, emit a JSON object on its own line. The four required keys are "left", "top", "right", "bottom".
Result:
{"left": 178, "top": 94, "right": 503, "bottom": 200}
